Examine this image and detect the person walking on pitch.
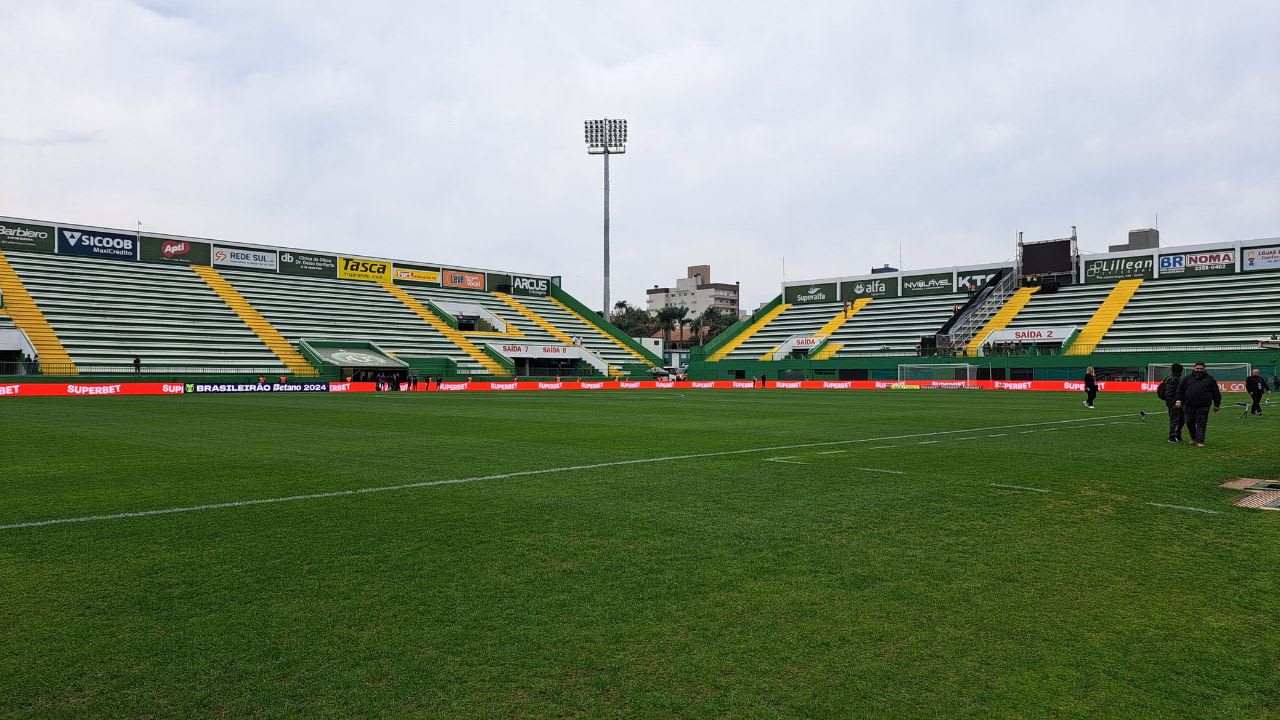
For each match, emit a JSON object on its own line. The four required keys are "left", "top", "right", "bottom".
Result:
{"left": 1175, "top": 361, "right": 1222, "bottom": 448}
{"left": 1083, "top": 366, "right": 1098, "bottom": 409}
{"left": 1245, "top": 369, "right": 1271, "bottom": 415}
{"left": 1157, "top": 363, "right": 1185, "bottom": 443}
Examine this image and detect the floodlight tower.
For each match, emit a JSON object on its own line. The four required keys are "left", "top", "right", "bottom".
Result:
{"left": 584, "top": 118, "right": 627, "bottom": 316}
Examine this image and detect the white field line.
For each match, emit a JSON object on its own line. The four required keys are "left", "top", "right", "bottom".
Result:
{"left": 765, "top": 457, "right": 806, "bottom": 465}
{"left": 870, "top": 446, "right": 896, "bottom": 450}
{"left": 917, "top": 440, "right": 940, "bottom": 445}
{"left": 1146, "top": 502, "right": 1222, "bottom": 515}
{"left": 991, "top": 483, "right": 1050, "bottom": 493}
{"left": 956, "top": 437, "right": 979, "bottom": 441}
{"left": 817, "top": 450, "right": 847, "bottom": 455}
{"left": 0, "top": 414, "right": 1133, "bottom": 532}
{"left": 988, "top": 433, "right": 1007, "bottom": 437}
{"left": 856, "top": 467, "right": 906, "bottom": 475}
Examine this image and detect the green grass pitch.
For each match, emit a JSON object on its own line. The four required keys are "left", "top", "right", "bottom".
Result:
{"left": 2, "top": 390, "right": 1278, "bottom": 718}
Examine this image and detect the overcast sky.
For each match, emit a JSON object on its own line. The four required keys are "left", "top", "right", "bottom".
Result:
{"left": 3, "top": 1, "right": 1278, "bottom": 311}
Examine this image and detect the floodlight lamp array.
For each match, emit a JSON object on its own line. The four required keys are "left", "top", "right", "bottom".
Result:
{"left": 584, "top": 118, "right": 627, "bottom": 154}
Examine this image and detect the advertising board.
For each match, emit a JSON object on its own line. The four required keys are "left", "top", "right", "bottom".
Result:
{"left": 140, "top": 237, "right": 211, "bottom": 265}
{"left": 511, "top": 275, "right": 550, "bottom": 296}
{"left": 213, "top": 245, "right": 278, "bottom": 271}
{"left": 0, "top": 221, "right": 55, "bottom": 253}
{"left": 1083, "top": 256, "right": 1154, "bottom": 283}
{"left": 442, "top": 269, "right": 486, "bottom": 290}
{"left": 279, "top": 251, "right": 337, "bottom": 278}
{"left": 1242, "top": 245, "right": 1280, "bottom": 273}
{"left": 783, "top": 282, "right": 838, "bottom": 304}
{"left": 392, "top": 263, "right": 441, "bottom": 284}
{"left": 183, "top": 382, "right": 331, "bottom": 394}
{"left": 337, "top": 257, "right": 391, "bottom": 282}
{"left": 901, "top": 272, "right": 953, "bottom": 296}
{"left": 839, "top": 277, "right": 898, "bottom": 299}
{"left": 57, "top": 227, "right": 138, "bottom": 261}
{"left": 955, "top": 267, "right": 1004, "bottom": 294}
{"left": 1158, "top": 250, "right": 1236, "bottom": 277}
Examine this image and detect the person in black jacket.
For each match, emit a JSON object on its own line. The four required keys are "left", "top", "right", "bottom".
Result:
{"left": 1175, "top": 362, "right": 1222, "bottom": 447}
{"left": 1082, "top": 366, "right": 1098, "bottom": 409}
{"left": 1156, "top": 363, "right": 1185, "bottom": 443}
{"left": 1245, "top": 369, "right": 1271, "bottom": 415}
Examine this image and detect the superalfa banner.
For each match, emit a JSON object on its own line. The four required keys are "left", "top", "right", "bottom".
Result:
{"left": 1159, "top": 250, "right": 1236, "bottom": 277}
{"left": 840, "top": 277, "right": 897, "bottom": 299}
{"left": 338, "top": 257, "right": 391, "bottom": 282}
{"left": 392, "top": 263, "right": 441, "bottom": 284}
{"left": 0, "top": 221, "right": 56, "bottom": 253}
{"left": 279, "top": 251, "right": 337, "bottom": 278}
{"left": 511, "top": 275, "right": 550, "bottom": 296}
{"left": 442, "top": 269, "right": 486, "bottom": 290}
{"left": 901, "top": 272, "right": 953, "bottom": 296}
{"left": 57, "top": 227, "right": 138, "bottom": 261}
{"left": 1084, "top": 256, "right": 1154, "bottom": 283}
{"left": 783, "top": 282, "right": 838, "bottom": 304}
{"left": 184, "top": 381, "right": 331, "bottom": 394}
{"left": 140, "top": 237, "right": 211, "bottom": 265}
{"left": 1242, "top": 245, "right": 1280, "bottom": 273}
{"left": 213, "top": 245, "right": 278, "bottom": 271}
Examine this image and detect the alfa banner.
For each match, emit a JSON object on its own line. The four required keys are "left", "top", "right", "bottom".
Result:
{"left": 6, "top": 379, "right": 1258, "bottom": 398}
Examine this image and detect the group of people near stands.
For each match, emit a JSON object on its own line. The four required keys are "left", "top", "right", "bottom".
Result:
{"left": 1084, "top": 363, "right": 1275, "bottom": 448}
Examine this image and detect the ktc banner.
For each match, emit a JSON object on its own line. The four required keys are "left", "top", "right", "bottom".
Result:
{"left": 1084, "top": 256, "right": 1154, "bottom": 283}
{"left": 338, "top": 257, "right": 391, "bottom": 282}
{"left": 956, "top": 267, "right": 1006, "bottom": 294}
{"left": 213, "top": 245, "right": 278, "bottom": 271}
{"left": 784, "top": 282, "right": 838, "bottom": 304}
{"left": 1158, "top": 250, "right": 1235, "bottom": 277}
{"left": 1243, "top": 245, "right": 1280, "bottom": 273}
{"left": 840, "top": 277, "right": 898, "bottom": 299}
{"left": 279, "top": 251, "right": 337, "bottom": 278}
{"left": 392, "top": 264, "right": 441, "bottom": 284}
{"left": 140, "top": 237, "right": 211, "bottom": 265}
{"left": 57, "top": 227, "right": 139, "bottom": 261}
{"left": 0, "top": 383, "right": 184, "bottom": 397}
{"left": 442, "top": 269, "right": 486, "bottom": 290}
{"left": 0, "top": 221, "right": 56, "bottom": 253}
{"left": 184, "top": 381, "right": 331, "bottom": 394}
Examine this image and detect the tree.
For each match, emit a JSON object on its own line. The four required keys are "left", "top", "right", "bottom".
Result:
{"left": 655, "top": 306, "right": 687, "bottom": 347}
{"left": 610, "top": 301, "right": 657, "bottom": 338}
{"left": 699, "top": 307, "right": 737, "bottom": 344}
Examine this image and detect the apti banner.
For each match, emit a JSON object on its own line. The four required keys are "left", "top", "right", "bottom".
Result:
{"left": 840, "top": 277, "right": 898, "bottom": 299}
{"left": 213, "top": 245, "right": 278, "bottom": 271}
{"left": 1242, "top": 245, "right": 1280, "bottom": 273}
{"left": 337, "top": 257, "right": 391, "bottom": 282}
{"left": 140, "top": 237, "right": 211, "bottom": 265}
{"left": 0, "top": 221, "right": 56, "bottom": 253}
{"left": 1158, "top": 250, "right": 1235, "bottom": 277}
{"left": 279, "top": 251, "right": 337, "bottom": 278}
{"left": 784, "top": 282, "right": 838, "bottom": 304}
{"left": 57, "top": 227, "right": 139, "bottom": 261}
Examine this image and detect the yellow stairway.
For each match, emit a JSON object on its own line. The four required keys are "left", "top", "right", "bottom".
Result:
{"left": 964, "top": 286, "right": 1040, "bottom": 356}
{"left": 707, "top": 303, "right": 791, "bottom": 362}
{"left": 380, "top": 281, "right": 509, "bottom": 376}
{"left": 1065, "top": 279, "right": 1143, "bottom": 356}
{"left": 810, "top": 343, "right": 844, "bottom": 360}
{"left": 816, "top": 297, "right": 873, "bottom": 337}
{"left": 547, "top": 296, "right": 656, "bottom": 367}
{"left": 494, "top": 293, "right": 576, "bottom": 345}
{"left": 191, "top": 265, "right": 316, "bottom": 375}
{"left": 0, "top": 248, "right": 76, "bottom": 374}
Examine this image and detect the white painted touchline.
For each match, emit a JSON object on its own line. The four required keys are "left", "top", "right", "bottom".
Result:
{"left": 1146, "top": 502, "right": 1222, "bottom": 515}
{"left": 991, "top": 483, "right": 1050, "bottom": 493}
{"left": 0, "top": 414, "right": 1134, "bottom": 531}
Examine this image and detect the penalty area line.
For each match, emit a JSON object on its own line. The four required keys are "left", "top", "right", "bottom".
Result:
{"left": 0, "top": 413, "right": 1134, "bottom": 532}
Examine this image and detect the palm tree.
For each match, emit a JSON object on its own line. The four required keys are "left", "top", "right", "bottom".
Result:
{"left": 655, "top": 306, "right": 685, "bottom": 347}
{"left": 670, "top": 307, "right": 691, "bottom": 349}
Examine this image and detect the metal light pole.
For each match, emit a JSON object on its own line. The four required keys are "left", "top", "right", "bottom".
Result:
{"left": 584, "top": 118, "right": 627, "bottom": 316}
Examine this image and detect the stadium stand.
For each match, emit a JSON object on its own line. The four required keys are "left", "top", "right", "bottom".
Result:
{"left": 828, "top": 293, "right": 968, "bottom": 357}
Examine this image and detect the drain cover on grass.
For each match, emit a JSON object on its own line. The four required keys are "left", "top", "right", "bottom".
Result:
{"left": 1249, "top": 481, "right": 1280, "bottom": 491}
{"left": 1221, "top": 479, "right": 1280, "bottom": 511}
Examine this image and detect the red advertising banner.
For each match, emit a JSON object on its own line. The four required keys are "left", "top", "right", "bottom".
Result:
{"left": 0, "top": 382, "right": 186, "bottom": 397}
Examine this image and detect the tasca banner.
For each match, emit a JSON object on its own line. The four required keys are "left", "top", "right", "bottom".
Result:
{"left": 140, "top": 237, "right": 211, "bottom": 265}
{"left": 213, "top": 245, "right": 277, "bottom": 272}
{"left": 279, "top": 251, "right": 337, "bottom": 278}
{"left": 1084, "top": 256, "right": 1154, "bottom": 283}
{"left": 57, "top": 227, "right": 138, "bottom": 261}
{"left": 0, "top": 221, "right": 56, "bottom": 253}
{"left": 840, "top": 277, "right": 897, "bottom": 299}
{"left": 442, "top": 269, "right": 486, "bottom": 290}
{"left": 1159, "top": 250, "right": 1235, "bottom": 277}
{"left": 1242, "top": 245, "right": 1280, "bottom": 273}
{"left": 901, "top": 272, "right": 953, "bottom": 296}
{"left": 0, "top": 383, "right": 184, "bottom": 397}
{"left": 392, "top": 263, "right": 441, "bottom": 285}
{"left": 510, "top": 275, "right": 550, "bottom": 296}
{"left": 783, "top": 282, "right": 838, "bottom": 304}
{"left": 337, "top": 257, "right": 391, "bottom": 282}
{"left": 184, "top": 381, "right": 331, "bottom": 394}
